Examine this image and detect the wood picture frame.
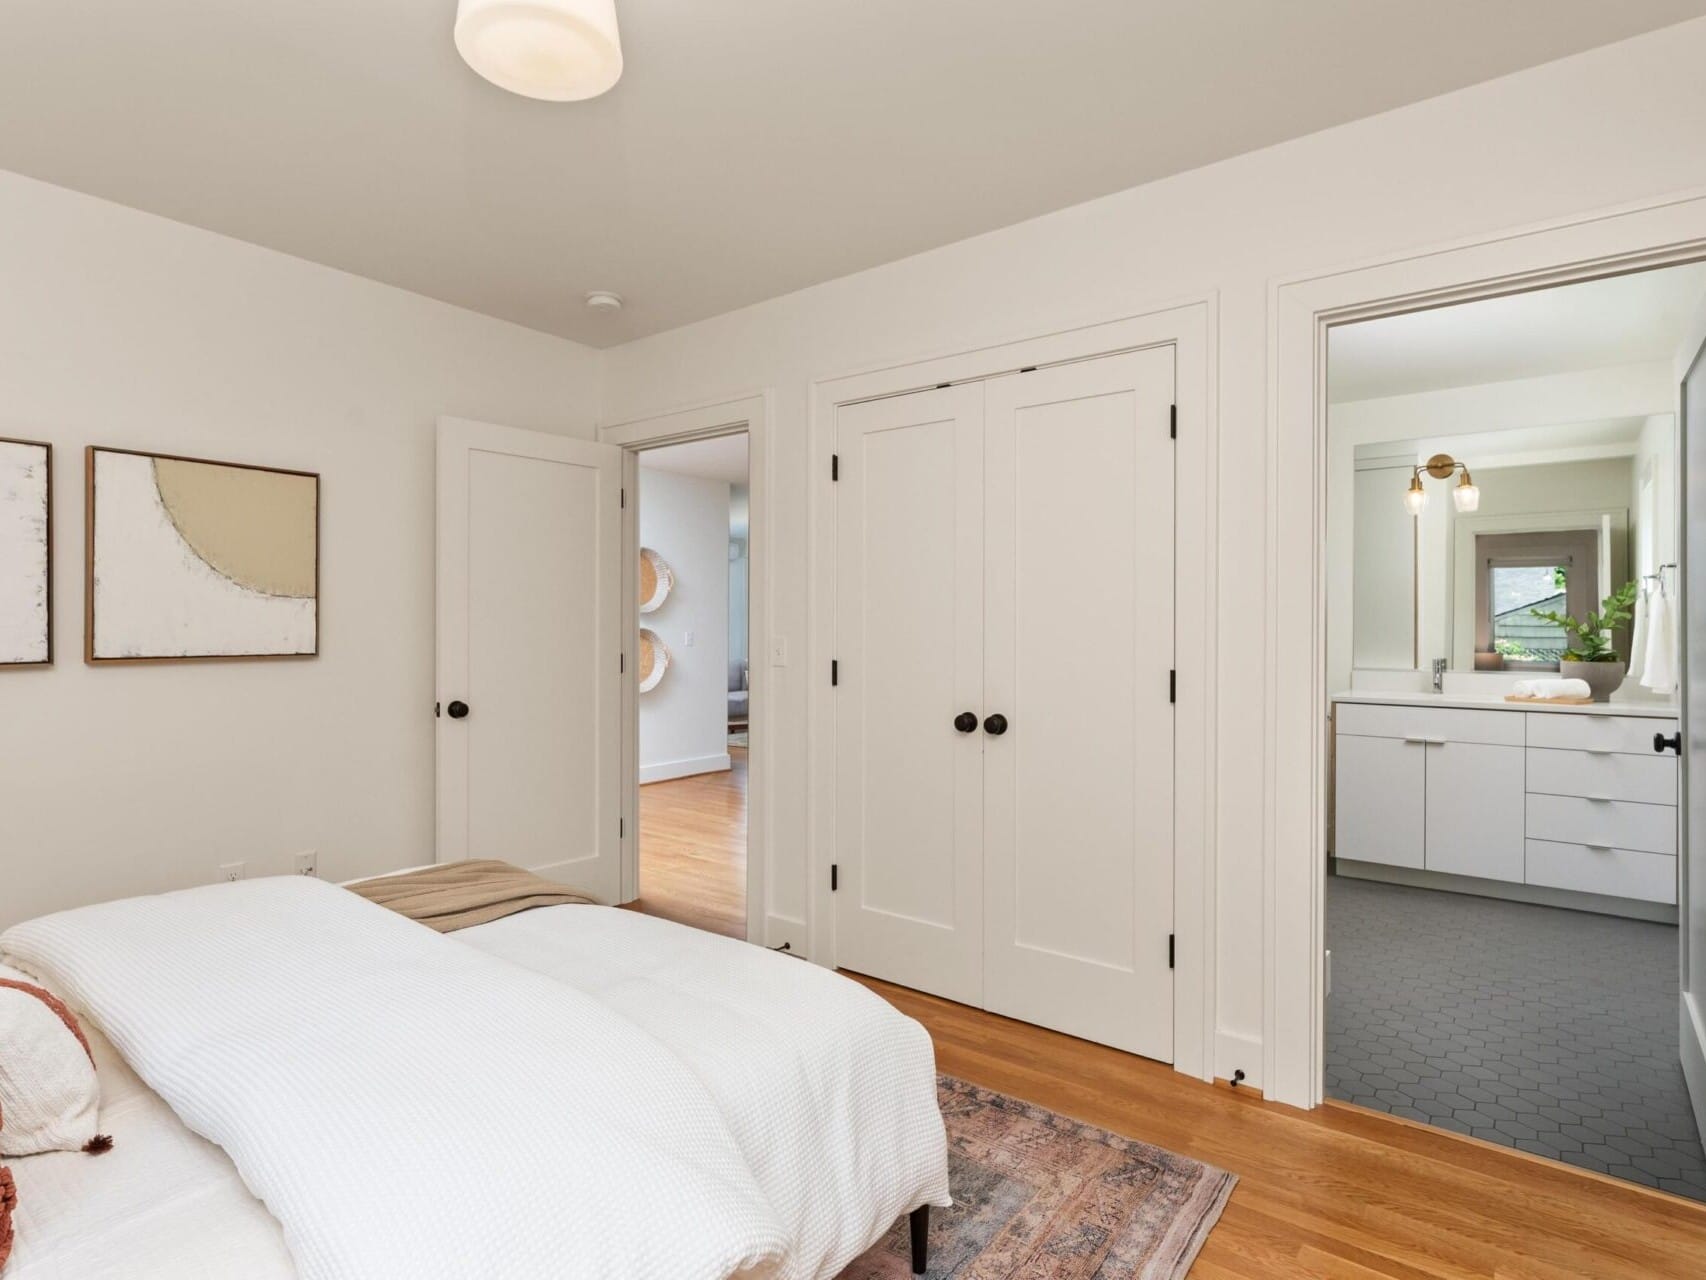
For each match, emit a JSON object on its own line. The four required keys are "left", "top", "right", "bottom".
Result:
{"left": 85, "top": 445, "right": 320, "bottom": 664}
{"left": 0, "top": 436, "right": 52, "bottom": 667}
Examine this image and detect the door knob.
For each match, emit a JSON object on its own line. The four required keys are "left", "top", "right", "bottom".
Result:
{"left": 447, "top": 700, "right": 470, "bottom": 720}
{"left": 954, "top": 711, "right": 978, "bottom": 733}
{"left": 1654, "top": 731, "right": 1681, "bottom": 755}
{"left": 983, "top": 713, "right": 1008, "bottom": 736}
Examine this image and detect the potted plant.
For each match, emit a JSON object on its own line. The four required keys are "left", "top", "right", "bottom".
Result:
{"left": 1528, "top": 579, "right": 1638, "bottom": 701}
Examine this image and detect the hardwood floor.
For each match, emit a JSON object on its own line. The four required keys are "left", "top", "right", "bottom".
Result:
{"left": 633, "top": 745, "right": 746, "bottom": 938}
{"left": 627, "top": 752, "right": 1706, "bottom": 1276}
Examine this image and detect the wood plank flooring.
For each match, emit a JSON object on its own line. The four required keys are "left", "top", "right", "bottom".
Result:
{"left": 628, "top": 759, "right": 1706, "bottom": 1277}
{"left": 634, "top": 745, "right": 746, "bottom": 938}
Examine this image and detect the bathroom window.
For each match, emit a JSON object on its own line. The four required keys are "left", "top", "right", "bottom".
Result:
{"left": 1474, "top": 531, "right": 1599, "bottom": 670}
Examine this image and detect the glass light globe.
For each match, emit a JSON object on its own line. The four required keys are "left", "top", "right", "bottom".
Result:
{"left": 1403, "top": 478, "right": 1427, "bottom": 516}
{"left": 455, "top": 0, "right": 623, "bottom": 102}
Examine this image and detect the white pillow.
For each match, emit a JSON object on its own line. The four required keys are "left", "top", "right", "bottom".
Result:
{"left": 0, "top": 963, "right": 108, "bottom": 1157}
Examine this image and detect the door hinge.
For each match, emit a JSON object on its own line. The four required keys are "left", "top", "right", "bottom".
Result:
{"left": 620, "top": 652, "right": 625, "bottom": 673}
{"left": 1169, "top": 404, "right": 1177, "bottom": 439}
{"left": 1169, "top": 669, "right": 1176, "bottom": 703}
{"left": 1168, "top": 933, "right": 1176, "bottom": 970}
{"left": 831, "top": 864, "right": 839, "bottom": 892}
{"left": 619, "top": 817, "right": 625, "bottom": 839}
{"left": 434, "top": 701, "right": 441, "bottom": 718}
{"left": 831, "top": 659, "right": 839, "bottom": 686}
{"left": 620, "top": 486, "right": 626, "bottom": 509}
{"left": 831, "top": 453, "right": 839, "bottom": 481}
{"left": 1019, "top": 365, "right": 1038, "bottom": 373}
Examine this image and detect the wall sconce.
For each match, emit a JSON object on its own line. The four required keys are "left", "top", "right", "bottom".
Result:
{"left": 1404, "top": 453, "right": 1478, "bottom": 516}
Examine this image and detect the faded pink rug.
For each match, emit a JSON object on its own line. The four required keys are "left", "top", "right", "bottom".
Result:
{"left": 842, "top": 1076, "right": 1236, "bottom": 1279}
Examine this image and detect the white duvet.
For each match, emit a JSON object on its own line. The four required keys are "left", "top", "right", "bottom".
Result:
{"left": 1, "top": 878, "right": 789, "bottom": 1280}
{"left": 2, "top": 882, "right": 950, "bottom": 1280}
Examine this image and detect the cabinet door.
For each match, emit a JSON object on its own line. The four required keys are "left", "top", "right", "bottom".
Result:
{"left": 1335, "top": 734, "right": 1425, "bottom": 868}
{"left": 833, "top": 383, "right": 987, "bottom": 1006}
{"left": 981, "top": 347, "right": 1176, "bottom": 1061}
{"left": 1424, "top": 741, "right": 1526, "bottom": 883}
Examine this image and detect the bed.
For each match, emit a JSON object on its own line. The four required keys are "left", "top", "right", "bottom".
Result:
{"left": 1, "top": 875, "right": 950, "bottom": 1280}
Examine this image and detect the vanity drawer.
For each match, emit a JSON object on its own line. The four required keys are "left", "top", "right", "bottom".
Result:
{"left": 1525, "top": 839, "right": 1676, "bottom": 905}
{"left": 1335, "top": 703, "right": 1524, "bottom": 747}
{"left": 1525, "top": 748, "right": 1677, "bottom": 806}
{"left": 1526, "top": 713, "right": 1678, "bottom": 756}
{"left": 1525, "top": 793, "right": 1677, "bottom": 856}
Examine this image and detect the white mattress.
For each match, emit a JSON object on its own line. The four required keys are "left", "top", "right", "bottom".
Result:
{"left": 5, "top": 902, "right": 946, "bottom": 1280}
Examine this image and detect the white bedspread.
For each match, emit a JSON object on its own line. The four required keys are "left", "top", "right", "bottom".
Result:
{"left": 1, "top": 878, "right": 788, "bottom": 1280}
{"left": 461, "top": 906, "right": 951, "bottom": 1280}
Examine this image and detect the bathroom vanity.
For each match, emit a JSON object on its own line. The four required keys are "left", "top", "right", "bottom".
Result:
{"left": 1332, "top": 693, "right": 1681, "bottom": 918}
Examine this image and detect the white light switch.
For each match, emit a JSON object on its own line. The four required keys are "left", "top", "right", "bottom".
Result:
{"left": 684, "top": 629, "right": 696, "bottom": 647}
{"left": 771, "top": 636, "right": 789, "bottom": 666}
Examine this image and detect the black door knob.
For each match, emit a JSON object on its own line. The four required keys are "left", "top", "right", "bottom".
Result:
{"left": 447, "top": 700, "right": 470, "bottom": 720}
{"left": 954, "top": 711, "right": 978, "bottom": 733}
{"left": 1655, "top": 731, "right": 1681, "bottom": 755}
{"left": 984, "top": 713, "right": 1008, "bottom": 736}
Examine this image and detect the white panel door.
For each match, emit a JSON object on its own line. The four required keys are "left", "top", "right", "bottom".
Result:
{"left": 1423, "top": 741, "right": 1525, "bottom": 883}
{"left": 834, "top": 384, "right": 986, "bottom": 1005}
{"left": 1334, "top": 735, "right": 1426, "bottom": 869}
{"left": 982, "top": 348, "right": 1176, "bottom": 1059}
{"left": 437, "top": 417, "right": 624, "bottom": 903}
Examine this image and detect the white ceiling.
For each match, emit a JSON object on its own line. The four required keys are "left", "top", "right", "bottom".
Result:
{"left": 639, "top": 432, "right": 749, "bottom": 484}
{"left": 5, "top": 2, "right": 1705, "bottom": 346}
{"left": 1329, "top": 262, "right": 1706, "bottom": 402}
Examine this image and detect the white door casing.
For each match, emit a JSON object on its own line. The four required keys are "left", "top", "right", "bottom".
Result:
{"left": 982, "top": 348, "right": 1177, "bottom": 1059}
{"left": 833, "top": 383, "right": 987, "bottom": 1005}
{"left": 436, "top": 416, "right": 624, "bottom": 902}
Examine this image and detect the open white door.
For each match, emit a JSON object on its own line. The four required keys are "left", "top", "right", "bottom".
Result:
{"left": 437, "top": 417, "right": 625, "bottom": 902}
{"left": 1682, "top": 339, "right": 1706, "bottom": 1143}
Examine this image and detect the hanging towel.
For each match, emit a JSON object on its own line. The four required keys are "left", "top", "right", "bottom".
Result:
{"left": 1626, "top": 585, "right": 1650, "bottom": 684}
{"left": 1641, "top": 585, "right": 1678, "bottom": 693}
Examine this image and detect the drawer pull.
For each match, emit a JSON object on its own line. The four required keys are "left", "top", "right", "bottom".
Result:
{"left": 1402, "top": 736, "right": 1446, "bottom": 745}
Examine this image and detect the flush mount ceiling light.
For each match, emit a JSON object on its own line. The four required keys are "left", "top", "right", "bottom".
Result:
{"left": 585, "top": 290, "right": 623, "bottom": 311}
{"left": 1403, "top": 453, "right": 1479, "bottom": 516}
{"left": 454, "top": 0, "right": 623, "bottom": 102}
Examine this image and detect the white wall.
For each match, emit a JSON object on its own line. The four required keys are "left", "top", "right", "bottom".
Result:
{"left": 0, "top": 170, "right": 599, "bottom": 928}
{"left": 638, "top": 467, "right": 731, "bottom": 782}
{"left": 598, "top": 18, "right": 1706, "bottom": 1085}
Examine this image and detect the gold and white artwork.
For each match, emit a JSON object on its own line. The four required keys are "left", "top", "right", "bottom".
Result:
{"left": 87, "top": 447, "right": 318, "bottom": 661}
{"left": 0, "top": 438, "right": 51, "bottom": 666}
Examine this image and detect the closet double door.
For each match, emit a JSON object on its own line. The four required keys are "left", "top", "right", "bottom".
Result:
{"left": 833, "top": 347, "right": 1177, "bottom": 1060}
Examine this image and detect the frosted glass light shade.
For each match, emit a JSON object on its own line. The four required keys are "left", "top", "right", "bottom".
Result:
{"left": 455, "top": 0, "right": 623, "bottom": 102}
{"left": 1453, "top": 477, "right": 1480, "bottom": 513}
{"left": 1403, "top": 477, "right": 1427, "bottom": 517}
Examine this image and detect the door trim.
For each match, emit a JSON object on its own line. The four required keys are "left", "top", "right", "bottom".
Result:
{"left": 1271, "top": 187, "right": 1706, "bottom": 1110}
{"left": 600, "top": 394, "right": 775, "bottom": 949}
{"left": 809, "top": 301, "right": 1218, "bottom": 1083}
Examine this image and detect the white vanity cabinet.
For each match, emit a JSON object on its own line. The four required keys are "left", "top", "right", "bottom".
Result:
{"left": 1333, "top": 696, "right": 1680, "bottom": 911}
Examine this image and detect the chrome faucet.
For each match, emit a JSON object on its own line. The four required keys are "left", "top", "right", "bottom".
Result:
{"left": 1432, "top": 658, "right": 1447, "bottom": 694}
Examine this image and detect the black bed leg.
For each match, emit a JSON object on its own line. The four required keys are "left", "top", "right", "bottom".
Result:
{"left": 909, "top": 1204, "right": 929, "bottom": 1275}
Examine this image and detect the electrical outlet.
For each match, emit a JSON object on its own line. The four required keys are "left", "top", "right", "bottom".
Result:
{"left": 684, "top": 628, "right": 696, "bottom": 647}
{"left": 219, "top": 861, "right": 246, "bottom": 883}
{"left": 770, "top": 636, "right": 789, "bottom": 666}
{"left": 294, "top": 850, "right": 318, "bottom": 878}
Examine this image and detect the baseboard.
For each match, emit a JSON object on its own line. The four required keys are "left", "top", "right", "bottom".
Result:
{"left": 1214, "top": 1029, "right": 1263, "bottom": 1092}
{"left": 1684, "top": 992, "right": 1706, "bottom": 1145}
{"left": 1336, "top": 859, "right": 1677, "bottom": 924}
{"left": 639, "top": 753, "right": 732, "bottom": 784}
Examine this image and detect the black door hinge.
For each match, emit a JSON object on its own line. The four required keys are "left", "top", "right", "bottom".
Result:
{"left": 831, "top": 659, "right": 839, "bottom": 686}
{"left": 434, "top": 701, "right": 441, "bottom": 718}
{"left": 620, "top": 487, "right": 626, "bottom": 509}
{"left": 1168, "top": 934, "right": 1176, "bottom": 969}
{"left": 831, "top": 864, "right": 839, "bottom": 891}
{"left": 1169, "top": 670, "right": 1176, "bottom": 703}
{"left": 831, "top": 454, "right": 839, "bottom": 481}
{"left": 1019, "top": 365, "right": 1038, "bottom": 373}
{"left": 620, "top": 652, "right": 625, "bottom": 673}
{"left": 1169, "top": 404, "right": 1177, "bottom": 439}
{"left": 619, "top": 817, "right": 625, "bottom": 839}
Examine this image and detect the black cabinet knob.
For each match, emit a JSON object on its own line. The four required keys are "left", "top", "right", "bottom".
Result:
{"left": 954, "top": 711, "right": 978, "bottom": 734}
{"left": 1655, "top": 731, "right": 1681, "bottom": 755}
{"left": 447, "top": 700, "right": 470, "bottom": 720}
{"left": 984, "top": 713, "right": 1008, "bottom": 736}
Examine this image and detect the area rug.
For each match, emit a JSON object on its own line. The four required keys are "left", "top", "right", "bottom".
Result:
{"left": 841, "top": 1076, "right": 1236, "bottom": 1279}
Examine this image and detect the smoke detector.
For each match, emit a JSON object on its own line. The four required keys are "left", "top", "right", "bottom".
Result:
{"left": 585, "top": 291, "right": 624, "bottom": 312}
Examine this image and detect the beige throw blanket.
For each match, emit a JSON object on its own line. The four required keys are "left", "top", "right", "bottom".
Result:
{"left": 346, "top": 859, "right": 596, "bottom": 932}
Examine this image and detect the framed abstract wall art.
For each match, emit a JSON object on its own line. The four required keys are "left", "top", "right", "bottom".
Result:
{"left": 0, "top": 437, "right": 52, "bottom": 666}
{"left": 85, "top": 447, "right": 319, "bottom": 663}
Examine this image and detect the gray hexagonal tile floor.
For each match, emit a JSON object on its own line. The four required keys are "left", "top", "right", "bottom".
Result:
{"left": 1326, "top": 874, "right": 1706, "bottom": 1202}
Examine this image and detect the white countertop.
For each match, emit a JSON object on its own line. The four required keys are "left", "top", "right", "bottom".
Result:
{"left": 1333, "top": 690, "right": 1678, "bottom": 718}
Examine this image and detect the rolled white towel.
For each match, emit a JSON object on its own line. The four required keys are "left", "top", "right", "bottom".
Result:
{"left": 1512, "top": 677, "right": 1592, "bottom": 699}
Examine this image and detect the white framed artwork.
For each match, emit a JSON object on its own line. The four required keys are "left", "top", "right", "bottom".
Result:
{"left": 0, "top": 437, "right": 52, "bottom": 666}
